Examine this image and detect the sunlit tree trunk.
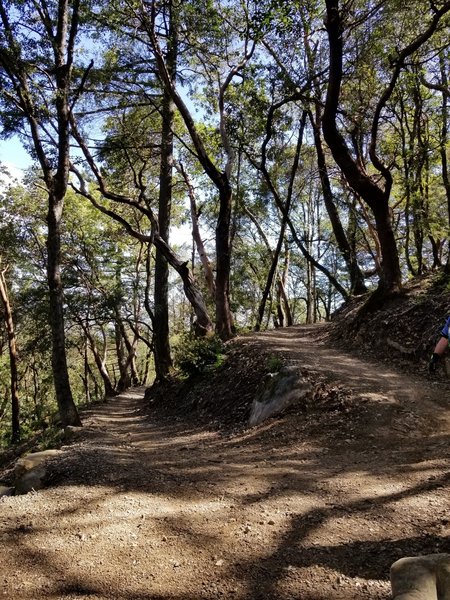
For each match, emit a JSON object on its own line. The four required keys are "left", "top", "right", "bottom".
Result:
{"left": 145, "top": 3, "right": 255, "bottom": 339}
{"left": 178, "top": 162, "right": 216, "bottom": 300}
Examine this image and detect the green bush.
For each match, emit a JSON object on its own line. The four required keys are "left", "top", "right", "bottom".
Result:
{"left": 174, "top": 334, "right": 226, "bottom": 377}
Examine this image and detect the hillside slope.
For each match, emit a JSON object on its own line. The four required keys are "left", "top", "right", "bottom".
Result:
{"left": 147, "top": 272, "right": 450, "bottom": 430}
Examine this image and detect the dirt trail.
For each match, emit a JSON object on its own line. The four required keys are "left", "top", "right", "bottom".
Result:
{"left": 1, "top": 324, "right": 450, "bottom": 600}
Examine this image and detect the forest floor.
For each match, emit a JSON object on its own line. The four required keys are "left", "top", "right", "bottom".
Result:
{"left": 1, "top": 316, "right": 450, "bottom": 599}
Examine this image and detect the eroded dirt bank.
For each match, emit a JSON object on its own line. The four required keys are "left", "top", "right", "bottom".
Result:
{"left": 1, "top": 324, "right": 450, "bottom": 600}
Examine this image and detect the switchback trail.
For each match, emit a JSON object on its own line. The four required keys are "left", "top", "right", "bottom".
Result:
{"left": 1, "top": 324, "right": 450, "bottom": 600}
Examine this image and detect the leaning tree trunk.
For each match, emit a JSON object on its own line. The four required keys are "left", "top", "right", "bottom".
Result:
{"left": 309, "top": 108, "right": 367, "bottom": 295}
{"left": 323, "top": 0, "right": 402, "bottom": 294}
{"left": 118, "top": 321, "right": 139, "bottom": 386}
{"left": 114, "top": 317, "right": 131, "bottom": 392}
{"left": 81, "top": 322, "right": 117, "bottom": 398}
{"left": 178, "top": 162, "right": 216, "bottom": 299}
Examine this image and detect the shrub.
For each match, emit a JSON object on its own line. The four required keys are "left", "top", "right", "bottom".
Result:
{"left": 174, "top": 334, "right": 226, "bottom": 377}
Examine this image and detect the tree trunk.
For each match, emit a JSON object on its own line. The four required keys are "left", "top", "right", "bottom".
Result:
{"left": 279, "top": 245, "right": 293, "bottom": 326}
{"left": 114, "top": 318, "right": 130, "bottom": 392}
{"left": 0, "top": 267, "right": 20, "bottom": 442}
{"left": 255, "top": 227, "right": 286, "bottom": 331}
{"left": 145, "top": 5, "right": 247, "bottom": 340}
{"left": 47, "top": 196, "right": 82, "bottom": 427}
{"left": 178, "top": 162, "right": 216, "bottom": 299}
{"left": 0, "top": 0, "right": 83, "bottom": 428}
{"left": 81, "top": 322, "right": 117, "bottom": 398}
{"left": 309, "top": 108, "right": 367, "bottom": 295}
{"left": 215, "top": 182, "right": 234, "bottom": 339}
{"left": 118, "top": 321, "right": 140, "bottom": 386}
{"left": 323, "top": 0, "right": 402, "bottom": 293}
{"left": 255, "top": 114, "right": 308, "bottom": 330}
{"left": 153, "top": 235, "right": 213, "bottom": 335}
{"left": 439, "top": 53, "right": 450, "bottom": 271}
{"left": 153, "top": 3, "right": 177, "bottom": 380}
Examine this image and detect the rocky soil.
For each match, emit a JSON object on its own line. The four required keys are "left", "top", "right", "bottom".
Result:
{"left": 1, "top": 276, "right": 450, "bottom": 599}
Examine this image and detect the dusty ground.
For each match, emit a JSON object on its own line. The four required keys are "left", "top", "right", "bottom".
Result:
{"left": 1, "top": 322, "right": 450, "bottom": 600}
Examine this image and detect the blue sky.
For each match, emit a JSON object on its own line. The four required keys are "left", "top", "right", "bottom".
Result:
{"left": 0, "top": 133, "right": 193, "bottom": 247}
{"left": 0, "top": 136, "right": 31, "bottom": 179}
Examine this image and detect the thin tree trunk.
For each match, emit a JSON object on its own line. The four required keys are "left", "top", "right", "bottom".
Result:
{"left": 83, "top": 339, "right": 91, "bottom": 405}
{"left": 309, "top": 108, "right": 367, "bottom": 295}
{"left": 439, "top": 53, "right": 450, "bottom": 270}
{"left": 0, "top": 267, "right": 20, "bottom": 442}
{"left": 114, "top": 318, "right": 131, "bottom": 392}
{"left": 78, "top": 320, "right": 117, "bottom": 398}
{"left": 178, "top": 162, "right": 216, "bottom": 299}
{"left": 255, "top": 114, "right": 307, "bottom": 330}
{"left": 254, "top": 101, "right": 348, "bottom": 300}
{"left": 118, "top": 321, "right": 139, "bottom": 386}
{"left": 279, "top": 245, "right": 293, "bottom": 326}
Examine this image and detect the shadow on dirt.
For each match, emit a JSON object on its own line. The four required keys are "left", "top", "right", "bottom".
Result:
{"left": 2, "top": 322, "right": 450, "bottom": 600}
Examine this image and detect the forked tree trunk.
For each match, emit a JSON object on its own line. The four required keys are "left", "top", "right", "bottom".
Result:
{"left": 79, "top": 320, "right": 117, "bottom": 398}
{"left": 178, "top": 162, "right": 216, "bottom": 299}
{"left": 145, "top": 3, "right": 254, "bottom": 340}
